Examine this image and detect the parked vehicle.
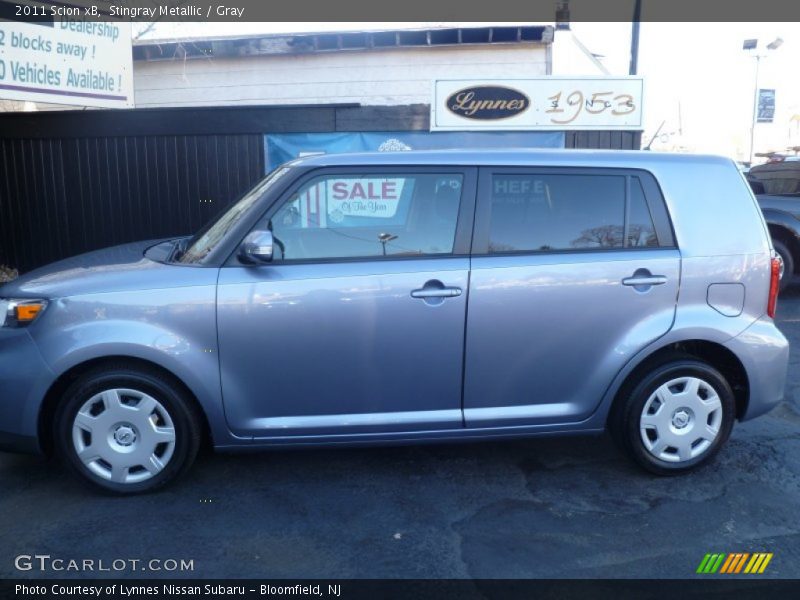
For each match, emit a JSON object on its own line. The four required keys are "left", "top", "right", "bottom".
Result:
{"left": 747, "top": 159, "right": 800, "bottom": 290}
{"left": 0, "top": 150, "right": 788, "bottom": 493}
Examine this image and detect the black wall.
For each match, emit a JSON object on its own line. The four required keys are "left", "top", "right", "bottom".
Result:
{"left": 0, "top": 104, "right": 641, "bottom": 273}
{"left": 1, "top": 134, "right": 263, "bottom": 272}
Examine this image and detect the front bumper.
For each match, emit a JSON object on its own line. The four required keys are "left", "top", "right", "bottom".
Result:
{"left": 0, "top": 328, "right": 54, "bottom": 454}
{"left": 724, "top": 315, "right": 790, "bottom": 421}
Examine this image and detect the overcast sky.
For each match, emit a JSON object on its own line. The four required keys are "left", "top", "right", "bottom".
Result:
{"left": 135, "top": 21, "right": 800, "bottom": 160}
{"left": 572, "top": 22, "right": 800, "bottom": 159}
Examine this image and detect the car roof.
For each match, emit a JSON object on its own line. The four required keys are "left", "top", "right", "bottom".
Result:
{"left": 285, "top": 148, "right": 735, "bottom": 169}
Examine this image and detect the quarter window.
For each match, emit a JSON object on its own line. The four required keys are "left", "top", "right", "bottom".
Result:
{"left": 265, "top": 173, "right": 464, "bottom": 261}
{"left": 627, "top": 177, "right": 658, "bottom": 248}
{"left": 487, "top": 173, "right": 658, "bottom": 253}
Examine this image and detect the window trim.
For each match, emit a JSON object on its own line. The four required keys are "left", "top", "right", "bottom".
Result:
{"left": 227, "top": 165, "right": 478, "bottom": 266}
{"left": 471, "top": 166, "right": 676, "bottom": 256}
{"left": 637, "top": 170, "right": 676, "bottom": 247}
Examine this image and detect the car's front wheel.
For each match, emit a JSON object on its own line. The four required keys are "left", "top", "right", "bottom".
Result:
{"left": 54, "top": 364, "right": 201, "bottom": 494}
{"left": 610, "top": 357, "right": 736, "bottom": 475}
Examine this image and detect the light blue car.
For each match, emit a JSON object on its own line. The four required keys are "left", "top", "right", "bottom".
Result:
{"left": 0, "top": 150, "right": 788, "bottom": 493}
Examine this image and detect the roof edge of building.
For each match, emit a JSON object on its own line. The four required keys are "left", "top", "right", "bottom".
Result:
{"left": 133, "top": 25, "right": 554, "bottom": 62}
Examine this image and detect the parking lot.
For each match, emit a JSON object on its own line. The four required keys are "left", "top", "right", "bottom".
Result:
{"left": 2, "top": 290, "right": 800, "bottom": 580}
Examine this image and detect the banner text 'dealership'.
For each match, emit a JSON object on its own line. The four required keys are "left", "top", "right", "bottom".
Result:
{"left": 59, "top": 21, "right": 120, "bottom": 42}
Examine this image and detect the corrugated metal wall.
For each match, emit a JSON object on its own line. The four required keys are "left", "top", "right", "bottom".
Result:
{"left": 0, "top": 134, "right": 264, "bottom": 273}
{"left": 565, "top": 130, "right": 642, "bottom": 150}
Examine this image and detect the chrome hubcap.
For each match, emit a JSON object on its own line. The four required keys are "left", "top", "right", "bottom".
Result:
{"left": 72, "top": 388, "right": 176, "bottom": 484}
{"left": 112, "top": 424, "right": 137, "bottom": 446}
{"left": 640, "top": 376, "right": 723, "bottom": 463}
{"left": 671, "top": 409, "right": 692, "bottom": 429}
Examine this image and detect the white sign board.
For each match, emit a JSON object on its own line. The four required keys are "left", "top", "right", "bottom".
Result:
{"left": 0, "top": 20, "right": 133, "bottom": 108}
{"left": 432, "top": 78, "right": 643, "bottom": 131}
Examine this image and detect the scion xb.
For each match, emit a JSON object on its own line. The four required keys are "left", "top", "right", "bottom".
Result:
{"left": 0, "top": 150, "right": 789, "bottom": 493}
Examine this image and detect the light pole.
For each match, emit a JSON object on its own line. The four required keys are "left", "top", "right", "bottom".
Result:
{"left": 629, "top": 0, "right": 642, "bottom": 76}
{"left": 744, "top": 37, "right": 783, "bottom": 165}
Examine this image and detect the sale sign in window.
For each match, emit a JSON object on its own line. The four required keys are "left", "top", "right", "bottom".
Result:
{"left": 325, "top": 178, "right": 408, "bottom": 221}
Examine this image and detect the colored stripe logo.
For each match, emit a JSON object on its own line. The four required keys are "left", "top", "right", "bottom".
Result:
{"left": 697, "top": 553, "right": 773, "bottom": 574}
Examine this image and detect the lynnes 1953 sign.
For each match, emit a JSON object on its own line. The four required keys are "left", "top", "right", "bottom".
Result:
{"left": 432, "top": 78, "right": 644, "bottom": 131}
{"left": 446, "top": 86, "right": 530, "bottom": 121}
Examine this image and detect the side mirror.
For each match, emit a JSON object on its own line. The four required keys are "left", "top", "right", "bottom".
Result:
{"left": 240, "top": 230, "right": 274, "bottom": 264}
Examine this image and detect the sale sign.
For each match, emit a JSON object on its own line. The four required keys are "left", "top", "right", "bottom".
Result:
{"left": 326, "top": 178, "right": 407, "bottom": 220}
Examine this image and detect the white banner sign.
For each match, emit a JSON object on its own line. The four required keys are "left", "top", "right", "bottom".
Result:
{"left": 327, "top": 178, "right": 406, "bottom": 219}
{"left": 432, "top": 78, "right": 644, "bottom": 131}
{"left": 0, "top": 19, "right": 133, "bottom": 108}
{"left": 294, "top": 178, "right": 408, "bottom": 227}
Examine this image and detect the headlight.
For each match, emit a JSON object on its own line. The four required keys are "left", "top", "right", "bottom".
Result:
{"left": 0, "top": 299, "right": 48, "bottom": 327}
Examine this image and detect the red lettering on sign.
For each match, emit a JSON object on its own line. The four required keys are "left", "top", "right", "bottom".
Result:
{"left": 350, "top": 182, "right": 366, "bottom": 199}
{"left": 382, "top": 181, "right": 396, "bottom": 199}
{"left": 332, "top": 182, "right": 348, "bottom": 200}
{"left": 330, "top": 179, "right": 401, "bottom": 201}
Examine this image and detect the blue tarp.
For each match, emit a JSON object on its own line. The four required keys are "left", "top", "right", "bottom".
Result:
{"left": 265, "top": 131, "right": 565, "bottom": 172}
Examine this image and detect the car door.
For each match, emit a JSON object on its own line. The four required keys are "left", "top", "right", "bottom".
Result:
{"left": 464, "top": 167, "right": 680, "bottom": 427}
{"left": 217, "top": 166, "right": 477, "bottom": 438}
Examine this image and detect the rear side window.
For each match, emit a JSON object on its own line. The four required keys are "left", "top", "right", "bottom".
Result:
{"left": 264, "top": 172, "right": 464, "bottom": 261}
{"left": 486, "top": 172, "right": 661, "bottom": 253}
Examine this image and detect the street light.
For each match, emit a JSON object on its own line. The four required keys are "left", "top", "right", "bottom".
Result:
{"left": 744, "top": 37, "right": 783, "bottom": 165}
{"left": 767, "top": 38, "right": 784, "bottom": 51}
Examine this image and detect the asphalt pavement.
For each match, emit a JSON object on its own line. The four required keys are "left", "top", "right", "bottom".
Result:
{"left": 2, "top": 290, "right": 800, "bottom": 579}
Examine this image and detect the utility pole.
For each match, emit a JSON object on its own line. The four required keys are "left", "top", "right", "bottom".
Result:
{"left": 629, "top": 0, "right": 642, "bottom": 75}
{"left": 744, "top": 37, "right": 782, "bottom": 165}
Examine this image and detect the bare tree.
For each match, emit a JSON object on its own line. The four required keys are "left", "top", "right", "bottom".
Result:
{"left": 572, "top": 225, "right": 624, "bottom": 248}
{"left": 572, "top": 224, "right": 657, "bottom": 249}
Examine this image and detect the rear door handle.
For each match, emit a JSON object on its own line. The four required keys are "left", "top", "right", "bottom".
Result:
{"left": 622, "top": 274, "right": 667, "bottom": 287}
{"left": 411, "top": 287, "right": 463, "bottom": 299}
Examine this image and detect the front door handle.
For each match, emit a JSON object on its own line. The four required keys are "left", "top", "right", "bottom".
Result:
{"left": 411, "top": 279, "right": 463, "bottom": 302}
{"left": 411, "top": 287, "right": 463, "bottom": 299}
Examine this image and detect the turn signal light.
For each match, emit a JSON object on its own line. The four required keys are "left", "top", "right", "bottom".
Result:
{"left": 16, "top": 303, "right": 45, "bottom": 322}
{"left": 0, "top": 299, "right": 48, "bottom": 328}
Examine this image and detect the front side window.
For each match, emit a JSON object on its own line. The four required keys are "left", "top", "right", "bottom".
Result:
{"left": 487, "top": 173, "right": 658, "bottom": 253}
{"left": 264, "top": 172, "right": 464, "bottom": 261}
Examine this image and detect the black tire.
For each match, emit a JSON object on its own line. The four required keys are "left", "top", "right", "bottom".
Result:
{"left": 773, "top": 239, "right": 794, "bottom": 292}
{"left": 54, "top": 363, "right": 202, "bottom": 494}
{"left": 609, "top": 357, "right": 735, "bottom": 475}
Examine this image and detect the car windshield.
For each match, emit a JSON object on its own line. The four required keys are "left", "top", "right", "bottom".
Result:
{"left": 748, "top": 161, "right": 800, "bottom": 196}
{"left": 178, "top": 167, "right": 291, "bottom": 264}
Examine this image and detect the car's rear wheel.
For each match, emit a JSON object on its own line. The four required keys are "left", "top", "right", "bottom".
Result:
{"left": 54, "top": 364, "right": 201, "bottom": 494}
{"left": 610, "top": 358, "right": 735, "bottom": 475}
{"left": 773, "top": 239, "right": 793, "bottom": 291}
